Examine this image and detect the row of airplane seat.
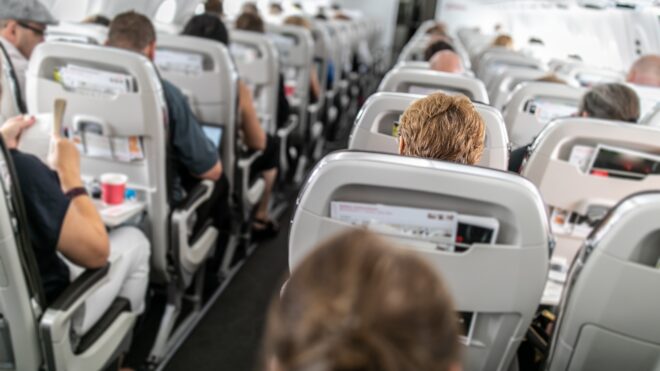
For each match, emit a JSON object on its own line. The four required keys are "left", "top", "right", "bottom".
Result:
{"left": 0, "top": 1, "right": 383, "bottom": 370}
{"left": 287, "top": 16, "right": 660, "bottom": 371}
{"left": 0, "top": 1, "right": 659, "bottom": 370}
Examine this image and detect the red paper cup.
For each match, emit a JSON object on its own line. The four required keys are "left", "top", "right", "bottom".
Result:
{"left": 284, "top": 83, "right": 296, "bottom": 97}
{"left": 100, "top": 173, "right": 128, "bottom": 205}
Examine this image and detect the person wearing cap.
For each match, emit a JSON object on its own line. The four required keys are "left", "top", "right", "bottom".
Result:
{"left": 0, "top": 0, "right": 56, "bottom": 100}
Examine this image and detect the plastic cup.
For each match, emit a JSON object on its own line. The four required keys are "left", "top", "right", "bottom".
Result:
{"left": 100, "top": 173, "right": 128, "bottom": 205}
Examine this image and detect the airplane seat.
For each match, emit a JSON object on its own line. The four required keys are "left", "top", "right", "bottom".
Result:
{"left": 265, "top": 24, "right": 315, "bottom": 182}
{"left": 488, "top": 67, "right": 550, "bottom": 110}
{"left": 289, "top": 151, "right": 550, "bottom": 371}
{"left": 502, "top": 82, "right": 586, "bottom": 148}
{"left": 0, "top": 43, "right": 26, "bottom": 122}
{"left": 631, "top": 84, "right": 660, "bottom": 126}
{"left": 545, "top": 191, "right": 660, "bottom": 371}
{"left": 154, "top": 34, "right": 259, "bottom": 272}
{"left": 474, "top": 49, "right": 544, "bottom": 87}
{"left": 230, "top": 30, "right": 297, "bottom": 180}
{"left": 521, "top": 118, "right": 660, "bottom": 263}
{"left": 378, "top": 67, "right": 490, "bottom": 104}
{"left": 348, "top": 92, "right": 509, "bottom": 170}
{"left": 555, "top": 63, "right": 625, "bottom": 88}
{"left": 0, "top": 127, "right": 135, "bottom": 370}
{"left": 25, "top": 42, "right": 219, "bottom": 365}
{"left": 45, "top": 22, "right": 108, "bottom": 45}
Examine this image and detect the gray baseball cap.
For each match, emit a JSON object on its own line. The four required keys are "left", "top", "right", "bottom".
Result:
{"left": 0, "top": 0, "right": 57, "bottom": 25}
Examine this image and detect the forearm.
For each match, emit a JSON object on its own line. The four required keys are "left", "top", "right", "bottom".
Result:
{"left": 241, "top": 104, "right": 267, "bottom": 151}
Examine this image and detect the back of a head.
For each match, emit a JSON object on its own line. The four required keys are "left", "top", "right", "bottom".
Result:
{"left": 426, "top": 22, "right": 448, "bottom": 38}
{"left": 82, "top": 14, "right": 111, "bottom": 27}
{"left": 235, "top": 12, "right": 265, "bottom": 33}
{"left": 579, "top": 82, "right": 640, "bottom": 123}
{"left": 205, "top": 0, "right": 224, "bottom": 16}
{"left": 182, "top": 13, "right": 229, "bottom": 46}
{"left": 399, "top": 93, "right": 485, "bottom": 165}
{"left": 241, "top": 2, "right": 259, "bottom": 15}
{"left": 269, "top": 3, "right": 283, "bottom": 15}
{"left": 264, "top": 230, "right": 460, "bottom": 371}
{"left": 424, "top": 39, "right": 455, "bottom": 62}
{"left": 535, "top": 74, "right": 567, "bottom": 85}
{"left": 283, "top": 15, "right": 311, "bottom": 30}
{"left": 627, "top": 54, "right": 660, "bottom": 87}
{"left": 493, "top": 34, "right": 513, "bottom": 49}
{"left": 107, "top": 11, "right": 155, "bottom": 52}
{"left": 429, "top": 50, "right": 464, "bottom": 74}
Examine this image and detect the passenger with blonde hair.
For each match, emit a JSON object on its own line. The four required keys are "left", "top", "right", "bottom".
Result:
{"left": 398, "top": 92, "right": 486, "bottom": 165}
{"left": 493, "top": 34, "right": 513, "bottom": 49}
{"left": 263, "top": 229, "right": 461, "bottom": 371}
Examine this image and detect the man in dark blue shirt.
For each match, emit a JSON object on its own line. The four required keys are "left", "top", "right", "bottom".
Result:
{"left": 106, "top": 11, "right": 223, "bottom": 203}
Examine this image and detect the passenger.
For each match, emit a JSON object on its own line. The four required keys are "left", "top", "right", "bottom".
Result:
{"left": 626, "top": 54, "right": 660, "bottom": 87}
{"left": 535, "top": 74, "right": 567, "bottom": 84}
{"left": 429, "top": 50, "right": 464, "bottom": 74}
{"left": 424, "top": 39, "right": 455, "bottom": 61}
{"left": 0, "top": 115, "right": 150, "bottom": 333}
{"left": 107, "top": 12, "right": 231, "bottom": 235}
{"left": 0, "top": 0, "right": 56, "bottom": 100}
{"left": 283, "top": 15, "right": 322, "bottom": 102}
{"left": 82, "top": 14, "right": 111, "bottom": 27}
{"left": 205, "top": 0, "right": 224, "bottom": 18}
{"left": 269, "top": 3, "right": 284, "bottom": 16}
{"left": 263, "top": 229, "right": 461, "bottom": 371}
{"left": 398, "top": 92, "right": 485, "bottom": 165}
{"left": 426, "top": 22, "right": 448, "bottom": 38}
{"left": 241, "top": 2, "right": 260, "bottom": 16}
{"left": 184, "top": 14, "right": 281, "bottom": 238}
{"left": 493, "top": 34, "right": 514, "bottom": 49}
{"left": 235, "top": 12, "right": 292, "bottom": 130}
{"left": 509, "top": 82, "right": 641, "bottom": 172}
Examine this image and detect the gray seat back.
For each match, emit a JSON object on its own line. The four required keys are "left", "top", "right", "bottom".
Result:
{"left": 230, "top": 30, "right": 280, "bottom": 134}
{"left": 502, "top": 82, "right": 585, "bottom": 148}
{"left": 26, "top": 42, "right": 171, "bottom": 282}
{"left": 521, "top": 118, "right": 660, "bottom": 262}
{"left": 289, "top": 151, "right": 550, "bottom": 371}
{"left": 546, "top": 192, "right": 660, "bottom": 371}
{"left": 155, "top": 34, "right": 239, "bottom": 193}
{"left": 348, "top": 92, "right": 509, "bottom": 170}
{"left": 379, "top": 67, "right": 489, "bottom": 103}
{"left": 487, "top": 67, "right": 549, "bottom": 110}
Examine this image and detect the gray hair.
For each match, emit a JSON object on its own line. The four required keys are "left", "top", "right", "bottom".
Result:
{"left": 579, "top": 83, "right": 640, "bottom": 123}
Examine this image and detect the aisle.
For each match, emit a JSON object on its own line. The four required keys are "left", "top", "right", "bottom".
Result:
{"left": 164, "top": 206, "right": 293, "bottom": 371}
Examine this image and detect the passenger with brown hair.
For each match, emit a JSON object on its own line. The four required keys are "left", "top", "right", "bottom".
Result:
{"left": 398, "top": 92, "right": 486, "bottom": 165}
{"left": 493, "top": 34, "right": 513, "bottom": 49}
{"left": 184, "top": 13, "right": 282, "bottom": 238}
{"left": 241, "top": 2, "right": 260, "bottom": 16}
{"left": 263, "top": 229, "right": 461, "bottom": 371}
{"left": 283, "top": 15, "right": 322, "bottom": 102}
{"left": 107, "top": 12, "right": 233, "bottom": 240}
{"left": 535, "top": 74, "right": 567, "bottom": 84}
{"left": 235, "top": 12, "right": 265, "bottom": 33}
{"left": 205, "top": 0, "right": 224, "bottom": 17}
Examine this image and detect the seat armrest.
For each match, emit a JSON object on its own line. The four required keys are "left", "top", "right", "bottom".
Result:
{"left": 49, "top": 265, "right": 110, "bottom": 311}
{"left": 238, "top": 151, "right": 266, "bottom": 206}
{"left": 277, "top": 115, "right": 299, "bottom": 174}
{"left": 172, "top": 180, "right": 218, "bottom": 276}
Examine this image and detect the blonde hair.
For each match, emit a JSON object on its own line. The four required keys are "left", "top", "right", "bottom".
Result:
{"left": 263, "top": 230, "right": 460, "bottom": 371}
{"left": 399, "top": 93, "right": 485, "bottom": 165}
{"left": 493, "top": 34, "right": 513, "bottom": 49}
{"left": 283, "top": 15, "right": 311, "bottom": 30}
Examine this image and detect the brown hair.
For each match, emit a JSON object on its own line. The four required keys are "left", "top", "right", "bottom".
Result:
{"left": 283, "top": 15, "right": 311, "bottom": 30}
{"left": 205, "top": 0, "right": 224, "bottom": 16}
{"left": 235, "top": 12, "right": 265, "bottom": 33}
{"left": 399, "top": 93, "right": 485, "bottom": 165}
{"left": 264, "top": 230, "right": 460, "bottom": 371}
{"left": 493, "top": 34, "right": 513, "bottom": 49}
{"left": 579, "top": 83, "right": 640, "bottom": 123}
{"left": 107, "top": 11, "right": 155, "bottom": 52}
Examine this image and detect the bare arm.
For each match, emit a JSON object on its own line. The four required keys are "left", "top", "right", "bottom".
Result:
{"left": 197, "top": 161, "right": 222, "bottom": 181}
{"left": 310, "top": 69, "right": 322, "bottom": 103}
{"left": 50, "top": 137, "right": 109, "bottom": 269}
{"left": 239, "top": 81, "right": 267, "bottom": 151}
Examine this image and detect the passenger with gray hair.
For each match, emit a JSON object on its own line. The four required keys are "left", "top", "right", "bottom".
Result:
{"left": 0, "top": 0, "right": 56, "bottom": 103}
{"left": 509, "top": 83, "right": 640, "bottom": 172}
